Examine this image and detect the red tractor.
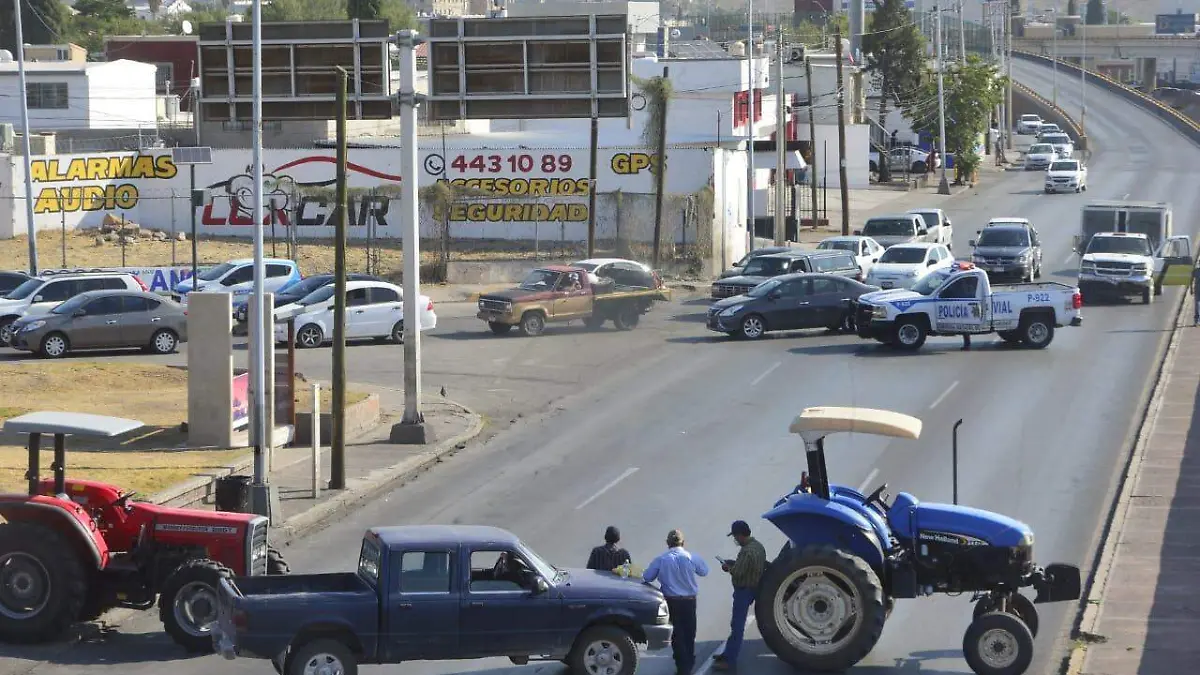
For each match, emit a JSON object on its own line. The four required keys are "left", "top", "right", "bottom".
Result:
{"left": 0, "top": 411, "right": 288, "bottom": 652}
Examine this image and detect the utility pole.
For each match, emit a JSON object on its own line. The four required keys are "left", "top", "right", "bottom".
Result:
{"left": 13, "top": 0, "right": 40, "bottom": 274}
{"left": 1051, "top": 7, "right": 1058, "bottom": 108}
{"left": 1005, "top": 0, "right": 1013, "bottom": 150}
{"left": 586, "top": 116, "right": 598, "bottom": 258}
{"left": 395, "top": 30, "right": 426, "bottom": 440}
{"left": 1080, "top": 19, "right": 1087, "bottom": 136}
{"left": 773, "top": 38, "right": 787, "bottom": 246}
{"left": 745, "top": 0, "right": 756, "bottom": 252}
{"left": 935, "top": 3, "right": 951, "bottom": 194}
{"left": 805, "top": 54, "right": 819, "bottom": 229}
{"left": 330, "top": 67, "right": 349, "bottom": 490}
{"left": 651, "top": 66, "right": 669, "bottom": 265}
{"left": 834, "top": 29, "right": 850, "bottom": 235}
{"left": 957, "top": 0, "right": 966, "bottom": 61}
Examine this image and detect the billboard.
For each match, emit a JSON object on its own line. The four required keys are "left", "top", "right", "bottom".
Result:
{"left": 1156, "top": 12, "right": 1197, "bottom": 34}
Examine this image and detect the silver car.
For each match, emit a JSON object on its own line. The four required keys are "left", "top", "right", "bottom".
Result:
{"left": 8, "top": 290, "right": 188, "bottom": 358}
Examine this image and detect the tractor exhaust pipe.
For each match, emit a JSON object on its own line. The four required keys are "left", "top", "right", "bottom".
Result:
{"left": 952, "top": 419, "right": 962, "bottom": 505}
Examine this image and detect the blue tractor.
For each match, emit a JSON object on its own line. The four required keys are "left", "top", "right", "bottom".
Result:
{"left": 754, "top": 407, "right": 1082, "bottom": 675}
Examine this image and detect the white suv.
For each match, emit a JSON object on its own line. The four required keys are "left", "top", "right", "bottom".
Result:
{"left": 0, "top": 271, "right": 146, "bottom": 345}
{"left": 1017, "top": 114, "right": 1043, "bottom": 135}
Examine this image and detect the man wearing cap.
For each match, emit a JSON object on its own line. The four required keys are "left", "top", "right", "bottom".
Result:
{"left": 587, "top": 525, "right": 632, "bottom": 571}
{"left": 644, "top": 529, "right": 710, "bottom": 675}
{"left": 713, "top": 520, "right": 767, "bottom": 670}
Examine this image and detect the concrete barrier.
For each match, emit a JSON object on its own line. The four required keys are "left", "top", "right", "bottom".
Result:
{"left": 293, "top": 393, "right": 381, "bottom": 445}
{"left": 446, "top": 258, "right": 575, "bottom": 285}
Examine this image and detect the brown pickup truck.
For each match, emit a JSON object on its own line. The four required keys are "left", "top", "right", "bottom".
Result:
{"left": 477, "top": 265, "right": 672, "bottom": 336}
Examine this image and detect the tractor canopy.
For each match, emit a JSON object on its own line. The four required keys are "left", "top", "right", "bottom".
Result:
{"left": 789, "top": 406, "right": 923, "bottom": 445}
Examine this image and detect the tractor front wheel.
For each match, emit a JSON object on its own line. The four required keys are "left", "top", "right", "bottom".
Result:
{"left": 0, "top": 522, "right": 87, "bottom": 643}
{"left": 159, "top": 558, "right": 232, "bottom": 653}
{"left": 755, "top": 544, "right": 887, "bottom": 672}
{"left": 962, "top": 611, "right": 1034, "bottom": 675}
{"left": 973, "top": 593, "right": 1038, "bottom": 638}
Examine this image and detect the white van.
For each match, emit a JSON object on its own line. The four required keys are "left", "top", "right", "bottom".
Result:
{"left": 171, "top": 258, "right": 302, "bottom": 305}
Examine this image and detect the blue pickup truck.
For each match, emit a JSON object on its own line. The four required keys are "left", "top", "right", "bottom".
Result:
{"left": 212, "top": 525, "right": 671, "bottom": 675}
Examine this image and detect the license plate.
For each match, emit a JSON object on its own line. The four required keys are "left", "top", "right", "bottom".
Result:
{"left": 881, "top": 282, "right": 894, "bottom": 289}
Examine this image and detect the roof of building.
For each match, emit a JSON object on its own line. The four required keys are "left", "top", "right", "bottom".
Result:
{"left": 103, "top": 34, "right": 200, "bottom": 43}
{"left": 0, "top": 58, "right": 156, "bottom": 74}
{"left": 371, "top": 524, "right": 518, "bottom": 548}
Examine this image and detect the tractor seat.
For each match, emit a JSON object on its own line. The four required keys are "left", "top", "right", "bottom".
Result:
{"left": 887, "top": 492, "right": 920, "bottom": 539}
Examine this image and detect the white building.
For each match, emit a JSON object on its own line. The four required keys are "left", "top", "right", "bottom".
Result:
{"left": 133, "top": 0, "right": 193, "bottom": 19}
{"left": 0, "top": 59, "right": 158, "bottom": 132}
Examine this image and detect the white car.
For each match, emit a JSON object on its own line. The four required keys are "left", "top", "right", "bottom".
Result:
{"left": 816, "top": 236, "right": 885, "bottom": 277}
{"left": 907, "top": 208, "right": 955, "bottom": 250}
{"left": 274, "top": 280, "right": 437, "bottom": 348}
{"left": 1025, "top": 143, "right": 1057, "bottom": 171}
{"left": 569, "top": 258, "right": 660, "bottom": 288}
{"left": 1044, "top": 159, "right": 1088, "bottom": 193}
{"left": 0, "top": 270, "right": 146, "bottom": 345}
{"left": 1035, "top": 123, "right": 1061, "bottom": 138}
{"left": 864, "top": 242, "right": 954, "bottom": 290}
{"left": 1016, "top": 114, "right": 1043, "bottom": 134}
{"left": 1039, "top": 133, "right": 1074, "bottom": 158}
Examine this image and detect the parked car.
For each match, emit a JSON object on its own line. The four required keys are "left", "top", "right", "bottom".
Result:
{"left": 970, "top": 220, "right": 1044, "bottom": 282}
{"left": 907, "top": 208, "right": 955, "bottom": 250}
{"left": 570, "top": 258, "right": 661, "bottom": 288}
{"left": 172, "top": 257, "right": 301, "bottom": 304}
{"left": 1016, "top": 114, "right": 1043, "bottom": 134}
{"left": 275, "top": 280, "right": 436, "bottom": 348}
{"left": 234, "top": 272, "right": 383, "bottom": 323}
{"left": 816, "top": 236, "right": 885, "bottom": 277}
{"left": 712, "top": 250, "right": 861, "bottom": 299}
{"left": 864, "top": 242, "right": 954, "bottom": 290}
{"left": 0, "top": 270, "right": 146, "bottom": 346}
{"left": 8, "top": 290, "right": 187, "bottom": 358}
{"left": 717, "top": 246, "right": 793, "bottom": 279}
{"left": 869, "top": 146, "right": 930, "bottom": 174}
{"left": 1024, "top": 143, "right": 1057, "bottom": 171}
{"left": 0, "top": 271, "right": 31, "bottom": 297}
{"left": 855, "top": 213, "right": 932, "bottom": 249}
{"left": 707, "top": 273, "right": 879, "bottom": 340}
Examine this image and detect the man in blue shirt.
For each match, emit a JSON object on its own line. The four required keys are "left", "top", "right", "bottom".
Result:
{"left": 644, "top": 529, "right": 710, "bottom": 675}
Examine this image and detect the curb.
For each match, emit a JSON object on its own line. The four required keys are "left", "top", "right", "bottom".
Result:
{"left": 1061, "top": 289, "right": 1190, "bottom": 675}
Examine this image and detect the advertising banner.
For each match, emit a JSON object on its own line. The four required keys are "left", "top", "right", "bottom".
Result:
{"left": 232, "top": 373, "right": 250, "bottom": 430}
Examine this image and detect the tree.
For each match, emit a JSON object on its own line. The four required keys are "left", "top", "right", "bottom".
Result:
{"left": 1066, "top": 0, "right": 1077, "bottom": 16}
{"left": 903, "top": 55, "right": 1005, "bottom": 184}
{"left": 347, "top": 0, "right": 381, "bottom": 20}
{"left": 862, "top": 0, "right": 925, "bottom": 182}
{"left": 378, "top": 0, "right": 415, "bottom": 30}
{"left": 1085, "top": 0, "right": 1104, "bottom": 24}
{"left": 262, "top": 0, "right": 347, "bottom": 21}
{"left": 148, "top": 0, "right": 162, "bottom": 16}
{"left": 0, "top": 0, "right": 69, "bottom": 54}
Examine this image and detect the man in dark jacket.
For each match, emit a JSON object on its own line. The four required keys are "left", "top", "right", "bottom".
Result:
{"left": 587, "top": 526, "right": 632, "bottom": 571}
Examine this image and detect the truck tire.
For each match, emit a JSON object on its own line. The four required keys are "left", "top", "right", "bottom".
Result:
{"left": 893, "top": 317, "right": 927, "bottom": 350}
{"left": 612, "top": 306, "right": 640, "bottom": 331}
{"left": 962, "top": 611, "right": 1034, "bottom": 675}
{"left": 582, "top": 315, "right": 606, "bottom": 330}
{"left": 267, "top": 547, "right": 290, "bottom": 575}
{"left": 1143, "top": 286, "right": 1153, "bottom": 304}
{"left": 0, "top": 522, "right": 87, "bottom": 643}
{"left": 518, "top": 311, "right": 546, "bottom": 337}
{"left": 1019, "top": 313, "right": 1054, "bottom": 349}
{"left": 287, "top": 638, "right": 359, "bottom": 675}
{"left": 158, "top": 558, "right": 232, "bottom": 653}
{"left": 488, "top": 321, "right": 513, "bottom": 335}
{"left": 755, "top": 544, "right": 887, "bottom": 672}
{"left": 568, "top": 625, "right": 639, "bottom": 675}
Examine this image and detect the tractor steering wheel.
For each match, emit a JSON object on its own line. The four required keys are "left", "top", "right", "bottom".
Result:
{"left": 865, "top": 483, "right": 891, "bottom": 513}
{"left": 114, "top": 491, "right": 140, "bottom": 510}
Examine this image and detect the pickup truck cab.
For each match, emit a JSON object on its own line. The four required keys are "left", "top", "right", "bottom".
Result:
{"left": 852, "top": 262, "right": 1083, "bottom": 350}
{"left": 907, "top": 208, "right": 954, "bottom": 249}
{"left": 478, "top": 265, "right": 670, "bottom": 336}
{"left": 855, "top": 213, "right": 933, "bottom": 249}
{"left": 213, "top": 525, "right": 671, "bottom": 675}
{"left": 1076, "top": 232, "right": 1193, "bottom": 304}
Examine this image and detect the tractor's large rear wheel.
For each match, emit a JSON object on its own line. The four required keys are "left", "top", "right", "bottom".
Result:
{"left": 0, "top": 522, "right": 87, "bottom": 643}
{"left": 159, "top": 558, "right": 231, "bottom": 653}
{"left": 267, "top": 547, "right": 290, "bottom": 575}
{"left": 755, "top": 544, "right": 887, "bottom": 672}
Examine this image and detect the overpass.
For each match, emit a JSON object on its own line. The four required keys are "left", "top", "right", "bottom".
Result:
{"left": 1013, "top": 34, "right": 1200, "bottom": 84}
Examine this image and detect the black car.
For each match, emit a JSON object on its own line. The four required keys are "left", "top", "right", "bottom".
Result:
{"left": 968, "top": 222, "right": 1043, "bottom": 282}
{"left": 711, "top": 250, "right": 860, "bottom": 299}
{"left": 233, "top": 272, "right": 384, "bottom": 322}
{"left": 707, "top": 273, "right": 879, "bottom": 340}
{"left": 0, "top": 271, "right": 31, "bottom": 297}
{"left": 717, "top": 246, "right": 793, "bottom": 279}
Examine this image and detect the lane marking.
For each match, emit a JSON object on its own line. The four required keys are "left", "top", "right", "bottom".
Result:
{"left": 929, "top": 380, "right": 959, "bottom": 410}
{"left": 1063, "top": 252, "right": 1076, "bottom": 265}
{"left": 750, "top": 361, "right": 782, "bottom": 387}
{"left": 1123, "top": 193, "right": 1130, "bottom": 200}
{"left": 695, "top": 615, "right": 757, "bottom": 675}
{"left": 575, "top": 467, "right": 639, "bottom": 510}
{"left": 857, "top": 468, "right": 880, "bottom": 494}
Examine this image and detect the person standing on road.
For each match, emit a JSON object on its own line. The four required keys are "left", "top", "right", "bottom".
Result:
{"left": 713, "top": 520, "right": 767, "bottom": 671}
{"left": 586, "top": 526, "right": 632, "bottom": 571}
{"left": 644, "top": 529, "right": 709, "bottom": 675}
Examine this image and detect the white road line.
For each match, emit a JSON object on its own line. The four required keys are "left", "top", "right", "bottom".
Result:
{"left": 929, "top": 380, "right": 959, "bottom": 410}
{"left": 1123, "top": 193, "right": 1130, "bottom": 200}
{"left": 575, "top": 467, "right": 639, "bottom": 510}
{"left": 1063, "top": 252, "right": 1076, "bottom": 265}
{"left": 750, "top": 361, "right": 782, "bottom": 387}
{"left": 857, "top": 468, "right": 879, "bottom": 494}
{"left": 695, "top": 615, "right": 757, "bottom": 675}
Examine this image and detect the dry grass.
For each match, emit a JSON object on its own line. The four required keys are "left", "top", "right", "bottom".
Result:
{"left": 294, "top": 387, "right": 371, "bottom": 413}
{"left": 0, "top": 447, "right": 246, "bottom": 495}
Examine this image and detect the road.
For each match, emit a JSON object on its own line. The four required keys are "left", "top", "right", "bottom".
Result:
{"left": 5, "top": 58, "right": 1200, "bottom": 675}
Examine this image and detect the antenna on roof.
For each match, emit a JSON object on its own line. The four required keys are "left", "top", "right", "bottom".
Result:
{"left": 181, "top": 20, "right": 194, "bottom": 35}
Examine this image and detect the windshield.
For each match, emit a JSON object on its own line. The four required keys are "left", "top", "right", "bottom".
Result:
{"left": 519, "top": 269, "right": 563, "bottom": 290}
{"left": 1086, "top": 237, "right": 1152, "bottom": 256}
{"left": 878, "top": 247, "right": 927, "bottom": 264}
{"left": 817, "top": 240, "right": 857, "bottom": 252}
{"left": 5, "top": 278, "right": 44, "bottom": 300}
{"left": 1049, "top": 161, "right": 1079, "bottom": 171}
{"left": 862, "top": 219, "right": 915, "bottom": 237}
{"left": 298, "top": 286, "right": 335, "bottom": 306}
{"left": 286, "top": 275, "right": 331, "bottom": 296}
{"left": 197, "top": 262, "right": 236, "bottom": 281}
{"left": 517, "top": 542, "right": 560, "bottom": 581}
{"left": 1043, "top": 135, "right": 1070, "bottom": 144}
{"left": 51, "top": 294, "right": 92, "bottom": 315}
{"left": 910, "top": 212, "right": 938, "bottom": 229}
{"left": 977, "top": 228, "right": 1030, "bottom": 247}
{"left": 747, "top": 278, "right": 784, "bottom": 297}
{"left": 911, "top": 268, "right": 955, "bottom": 295}
{"left": 1029, "top": 144, "right": 1054, "bottom": 154}
{"left": 740, "top": 257, "right": 790, "bottom": 277}
{"left": 1040, "top": 124, "right": 1059, "bottom": 132}
{"left": 1021, "top": 115, "right": 1039, "bottom": 121}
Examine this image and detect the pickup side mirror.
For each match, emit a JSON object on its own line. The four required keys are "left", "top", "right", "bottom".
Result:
{"left": 33, "top": 295, "right": 43, "bottom": 303}
{"left": 926, "top": 259, "right": 936, "bottom": 266}
{"left": 968, "top": 240, "right": 976, "bottom": 248}
{"left": 917, "top": 227, "right": 928, "bottom": 236}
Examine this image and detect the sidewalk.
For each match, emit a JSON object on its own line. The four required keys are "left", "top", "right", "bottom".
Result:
{"left": 1069, "top": 299, "right": 1200, "bottom": 675}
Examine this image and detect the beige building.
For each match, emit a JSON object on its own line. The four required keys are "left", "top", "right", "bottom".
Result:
{"left": 23, "top": 43, "right": 87, "bottom": 63}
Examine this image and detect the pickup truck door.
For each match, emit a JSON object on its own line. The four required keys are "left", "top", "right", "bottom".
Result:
{"left": 460, "top": 549, "right": 563, "bottom": 657}
{"left": 385, "top": 549, "right": 459, "bottom": 660}
{"left": 1155, "top": 235, "right": 1194, "bottom": 287}
{"left": 934, "top": 273, "right": 988, "bottom": 334}
{"left": 550, "top": 272, "right": 592, "bottom": 319}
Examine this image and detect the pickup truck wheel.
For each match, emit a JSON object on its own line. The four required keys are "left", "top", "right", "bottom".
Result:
{"left": 893, "top": 318, "right": 926, "bottom": 350}
{"left": 1143, "top": 287, "right": 1153, "bottom": 305}
{"left": 519, "top": 312, "right": 546, "bottom": 337}
{"left": 569, "top": 625, "right": 638, "bottom": 675}
{"left": 1019, "top": 315, "right": 1055, "bottom": 349}
{"left": 612, "top": 307, "right": 640, "bottom": 331}
{"left": 488, "top": 321, "right": 513, "bottom": 335}
{"left": 288, "top": 638, "right": 358, "bottom": 675}
{"left": 0, "top": 523, "right": 87, "bottom": 643}
{"left": 583, "top": 315, "right": 606, "bottom": 330}
{"left": 159, "top": 558, "right": 232, "bottom": 653}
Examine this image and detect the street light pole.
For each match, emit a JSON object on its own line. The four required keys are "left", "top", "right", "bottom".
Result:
{"left": 745, "top": 0, "right": 756, "bottom": 253}
{"left": 935, "top": 3, "right": 951, "bottom": 195}
{"left": 1080, "top": 20, "right": 1087, "bottom": 135}
{"left": 13, "top": 0, "right": 40, "bottom": 274}
{"left": 1051, "top": 8, "right": 1058, "bottom": 108}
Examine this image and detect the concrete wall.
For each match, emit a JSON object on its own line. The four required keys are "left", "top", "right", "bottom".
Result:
{"left": 187, "top": 292, "right": 234, "bottom": 448}
{"left": 795, "top": 122, "right": 871, "bottom": 188}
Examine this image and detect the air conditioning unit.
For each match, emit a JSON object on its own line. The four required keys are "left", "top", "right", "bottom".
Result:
{"left": 789, "top": 46, "right": 806, "bottom": 63}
